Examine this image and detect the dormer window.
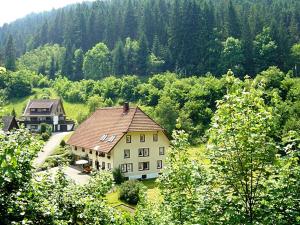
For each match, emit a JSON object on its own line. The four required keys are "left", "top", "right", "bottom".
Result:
{"left": 100, "top": 134, "right": 108, "bottom": 141}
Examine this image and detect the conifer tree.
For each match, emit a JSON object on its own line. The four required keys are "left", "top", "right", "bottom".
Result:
{"left": 137, "top": 34, "right": 149, "bottom": 76}
{"left": 49, "top": 56, "right": 56, "bottom": 79}
{"left": 123, "top": 0, "right": 137, "bottom": 39}
{"left": 73, "top": 48, "right": 84, "bottom": 80}
{"left": 112, "top": 41, "right": 125, "bottom": 76}
{"left": 227, "top": 0, "right": 240, "bottom": 38}
{"left": 5, "top": 35, "right": 16, "bottom": 71}
{"left": 61, "top": 43, "right": 74, "bottom": 78}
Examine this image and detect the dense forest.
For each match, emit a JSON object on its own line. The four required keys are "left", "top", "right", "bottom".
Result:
{"left": 1, "top": 0, "right": 300, "bottom": 78}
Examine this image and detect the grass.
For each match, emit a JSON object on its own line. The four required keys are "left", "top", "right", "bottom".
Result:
{"left": 105, "top": 178, "right": 160, "bottom": 213}
{"left": 1, "top": 87, "right": 88, "bottom": 122}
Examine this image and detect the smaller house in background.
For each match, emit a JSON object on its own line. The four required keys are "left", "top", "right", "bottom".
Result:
{"left": 1, "top": 116, "right": 19, "bottom": 132}
{"left": 21, "top": 99, "right": 74, "bottom": 132}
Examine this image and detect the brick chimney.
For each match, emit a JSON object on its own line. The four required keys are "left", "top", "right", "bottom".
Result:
{"left": 123, "top": 102, "right": 129, "bottom": 113}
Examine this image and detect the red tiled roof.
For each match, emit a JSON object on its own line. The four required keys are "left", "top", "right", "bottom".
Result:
{"left": 67, "top": 106, "right": 165, "bottom": 153}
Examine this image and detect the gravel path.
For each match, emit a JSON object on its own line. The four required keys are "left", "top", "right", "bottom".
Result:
{"left": 33, "top": 132, "right": 71, "bottom": 168}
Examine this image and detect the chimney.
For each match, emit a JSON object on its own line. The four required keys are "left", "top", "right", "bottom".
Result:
{"left": 123, "top": 102, "right": 129, "bottom": 113}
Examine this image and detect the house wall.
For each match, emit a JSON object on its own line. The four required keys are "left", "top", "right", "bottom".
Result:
{"left": 71, "top": 146, "right": 113, "bottom": 170}
{"left": 112, "top": 131, "right": 169, "bottom": 179}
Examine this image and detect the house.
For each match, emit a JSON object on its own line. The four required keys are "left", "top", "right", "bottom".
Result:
{"left": 67, "top": 103, "right": 170, "bottom": 180}
{"left": 21, "top": 99, "right": 74, "bottom": 132}
{"left": 1, "top": 116, "right": 19, "bottom": 132}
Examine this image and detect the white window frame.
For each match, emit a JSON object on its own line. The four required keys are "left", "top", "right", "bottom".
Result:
{"left": 124, "top": 149, "right": 130, "bottom": 158}
{"left": 138, "top": 148, "right": 149, "bottom": 157}
{"left": 138, "top": 162, "right": 149, "bottom": 171}
{"left": 153, "top": 133, "right": 158, "bottom": 142}
{"left": 159, "top": 147, "right": 165, "bottom": 155}
{"left": 140, "top": 134, "right": 145, "bottom": 142}
{"left": 157, "top": 160, "right": 162, "bottom": 169}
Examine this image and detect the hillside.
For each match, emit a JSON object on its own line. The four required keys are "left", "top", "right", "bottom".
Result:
{"left": 1, "top": 0, "right": 300, "bottom": 78}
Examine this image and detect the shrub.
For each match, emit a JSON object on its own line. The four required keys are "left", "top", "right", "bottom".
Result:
{"left": 60, "top": 139, "right": 66, "bottom": 147}
{"left": 112, "top": 168, "right": 125, "bottom": 184}
{"left": 119, "top": 180, "right": 144, "bottom": 205}
{"left": 41, "top": 132, "right": 50, "bottom": 141}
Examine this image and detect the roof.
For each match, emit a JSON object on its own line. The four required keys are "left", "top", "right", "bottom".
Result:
{"left": 23, "top": 99, "right": 64, "bottom": 116}
{"left": 67, "top": 106, "right": 165, "bottom": 153}
{"left": 2, "top": 116, "right": 19, "bottom": 132}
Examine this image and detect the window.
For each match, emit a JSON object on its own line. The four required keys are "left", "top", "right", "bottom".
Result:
{"left": 138, "top": 162, "right": 149, "bottom": 171}
{"left": 82, "top": 148, "right": 85, "bottom": 152}
{"left": 30, "top": 125, "right": 38, "bottom": 130}
{"left": 126, "top": 135, "right": 131, "bottom": 143}
{"left": 89, "top": 150, "right": 93, "bottom": 154}
{"left": 140, "top": 134, "right": 145, "bottom": 142}
{"left": 157, "top": 160, "right": 163, "bottom": 169}
{"left": 102, "top": 162, "right": 105, "bottom": 170}
{"left": 107, "top": 163, "right": 111, "bottom": 170}
{"left": 159, "top": 147, "right": 165, "bottom": 155}
{"left": 153, "top": 134, "right": 158, "bottom": 142}
{"left": 74, "top": 146, "right": 77, "bottom": 151}
{"left": 100, "top": 134, "right": 108, "bottom": 141}
{"left": 138, "top": 148, "right": 149, "bottom": 157}
{"left": 120, "top": 163, "right": 133, "bottom": 173}
{"left": 107, "top": 135, "right": 116, "bottom": 142}
{"left": 124, "top": 149, "right": 130, "bottom": 158}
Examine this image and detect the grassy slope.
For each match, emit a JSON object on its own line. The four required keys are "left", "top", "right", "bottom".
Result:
{"left": 1, "top": 88, "right": 88, "bottom": 122}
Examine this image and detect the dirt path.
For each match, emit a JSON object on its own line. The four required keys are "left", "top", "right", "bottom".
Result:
{"left": 33, "top": 132, "right": 71, "bottom": 168}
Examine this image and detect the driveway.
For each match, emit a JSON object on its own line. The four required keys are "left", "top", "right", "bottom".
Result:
{"left": 33, "top": 132, "right": 71, "bottom": 168}
{"left": 45, "top": 166, "right": 91, "bottom": 185}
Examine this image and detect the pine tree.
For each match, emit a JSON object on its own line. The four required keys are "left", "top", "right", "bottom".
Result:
{"left": 137, "top": 34, "right": 149, "bottom": 76}
{"left": 49, "top": 56, "right": 56, "bottom": 79}
{"left": 123, "top": 0, "right": 137, "bottom": 39}
{"left": 61, "top": 43, "right": 74, "bottom": 78}
{"left": 11, "top": 108, "right": 16, "bottom": 117}
{"left": 112, "top": 40, "right": 125, "bottom": 76}
{"left": 5, "top": 35, "right": 16, "bottom": 71}
{"left": 73, "top": 48, "right": 84, "bottom": 80}
{"left": 227, "top": 0, "right": 240, "bottom": 38}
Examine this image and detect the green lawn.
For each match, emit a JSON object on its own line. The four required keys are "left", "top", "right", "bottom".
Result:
{"left": 105, "top": 178, "right": 160, "bottom": 212}
{"left": 1, "top": 88, "right": 88, "bottom": 123}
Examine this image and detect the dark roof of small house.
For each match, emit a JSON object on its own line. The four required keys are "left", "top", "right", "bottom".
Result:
{"left": 23, "top": 99, "right": 64, "bottom": 116}
{"left": 67, "top": 106, "right": 166, "bottom": 153}
{"left": 2, "top": 116, "right": 19, "bottom": 132}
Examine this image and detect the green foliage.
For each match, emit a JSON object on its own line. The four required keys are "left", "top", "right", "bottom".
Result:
{"left": 0, "top": 70, "right": 32, "bottom": 99}
{"left": 87, "top": 95, "right": 106, "bottom": 113}
{"left": 83, "top": 42, "right": 111, "bottom": 79}
{"left": 119, "top": 180, "right": 145, "bottom": 205}
{"left": 112, "top": 167, "right": 125, "bottom": 185}
{"left": 5, "top": 35, "right": 16, "bottom": 71}
{"left": 158, "top": 130, "right": 207, "bottom": 224}
{"left": 221, "top": 37, "right": 244, "bottom": 76}
{"left": 254, "top": 27, "right": 278, "bottom": 74}
{"left": 18, "top": 44, "right": 65, "bottom": 76}
{"left": 0, "top": 128, "right": 42, "bottom": 223}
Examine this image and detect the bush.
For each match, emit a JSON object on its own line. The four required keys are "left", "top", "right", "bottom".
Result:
{"left": 60, "top": 139, "right": 66, "bottom": 147}
{"left": 119, "top": 180, "right": 144, "bottom": 205}
{"left": 41, "top": 132, "right": 50, "bottom": 141}
{"left": 112, "top": 168, "right": 125, "bottom": 184}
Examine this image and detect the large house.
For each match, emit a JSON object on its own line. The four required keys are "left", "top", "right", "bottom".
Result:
{"left": 67, "top": 103, "right": 170, "bottom": 179}
{"left": 22, "top": 99, "right": 74, "bottom": 132}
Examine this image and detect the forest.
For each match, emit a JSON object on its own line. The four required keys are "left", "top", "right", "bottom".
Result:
{"left": 0, "top": 0, "right": 300, "bottom": 224}
{"left": 1, "top": 0, "right": 300, "bottom": 78}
